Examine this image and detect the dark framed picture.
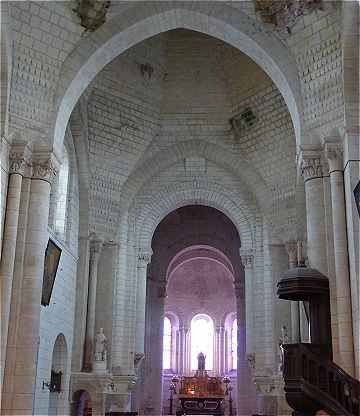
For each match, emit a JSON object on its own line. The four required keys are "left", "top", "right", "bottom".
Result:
{"left": 41, "top": 239, "right": 62, "bottom": 306}
{"left": 354, "top": 180, "right": 360, "bottom": 218}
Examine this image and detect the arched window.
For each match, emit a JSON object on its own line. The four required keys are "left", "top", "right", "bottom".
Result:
{"left": 190, "top": 314, "right": 213, "bottom": 370}
{"left": 231, "top": 318, "right": 237, "bottom": 370}
{"left": 163, "top": 316, "right": 172, "bottom": 370}
{"left": 54, "top": 147, "right": 69, "bottom": 237}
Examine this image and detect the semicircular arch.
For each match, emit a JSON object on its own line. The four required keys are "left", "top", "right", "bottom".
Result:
{"left": 53, "top": 3, "right": 303, "bottom": 155}
{"left": 120, "top": 139, "right": 268, "bottom": 216}
{"left": 132, "top": 183, "right": 257, "bottom": 251}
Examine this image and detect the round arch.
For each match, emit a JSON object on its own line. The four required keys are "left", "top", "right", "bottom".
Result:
{"left": 48, "top": 334, "right": 68, "bottom": 416}
{"left": 52, "top": 3, "right": 303, "bottom": 155}
{"left": 120, "top": 140, "right": 268, "bottom": 216}
{"left": 134, "top": 184, "right": 256, "bottom": 251}
{"left": 167, "top": 245, "right": 235, "bottom": 282}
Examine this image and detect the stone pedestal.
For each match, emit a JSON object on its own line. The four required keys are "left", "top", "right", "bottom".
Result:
{"left": 93, "top": 360, "right": 108, "bottom": 375}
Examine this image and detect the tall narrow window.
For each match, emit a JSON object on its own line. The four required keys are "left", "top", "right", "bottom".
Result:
{"left": 231, "top": 318, "right": 237, "bottom": 370}
{"left": 190, "top": 314, "right": 213, "bottom": 370}
{"left": 54, "top": 147, "right": 69, "bottom": 237}
{"left": 163, "top": 316, "right": 172, "bottom": 370}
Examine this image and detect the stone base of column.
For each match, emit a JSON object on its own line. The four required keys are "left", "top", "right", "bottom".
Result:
{"left": 93, "top": 359, "right": 108, "bottom": 375}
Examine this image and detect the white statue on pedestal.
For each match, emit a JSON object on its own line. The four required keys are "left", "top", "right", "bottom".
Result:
{"left": 95, "top": 328, "right": 107, "bottom": 361}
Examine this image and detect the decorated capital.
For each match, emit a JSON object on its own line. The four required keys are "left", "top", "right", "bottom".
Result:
{"left": 298, "top": 146, "right": 325, "bottom": 181}
{"left": 324, "top": 141, "right": 343, "bottom": 172}
{"left": 138, "top": 247, "right": 153, "bottom": 266}
{"left": 31, "top": 152, "right": 59, "bottom": 184}
{"left": 240, "top": 248, "right": 254, "bottom": 269}
{"left": 9, "top": 145, "right": 32, "bottom": 176}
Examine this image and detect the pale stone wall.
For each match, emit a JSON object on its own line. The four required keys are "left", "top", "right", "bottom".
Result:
{"left": 1, "top": 2, "right": 359, "bottom": 415}
{"left": 33, "top": 129, "right": 79, "bottom": 415}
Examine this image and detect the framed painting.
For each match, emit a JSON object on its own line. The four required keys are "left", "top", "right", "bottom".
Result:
{"left": 41, "top": 239, "right": 62, "bottom": 306}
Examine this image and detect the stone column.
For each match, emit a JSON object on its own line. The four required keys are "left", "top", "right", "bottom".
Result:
{"left": 240, "top": 249, "right": 254, "bottom": 355}
{"left": 325, "top": 142, "right": 355, "bottom": 375}
{"left": 133, "top": 248, "right": 152, "bottom": 413}
{"left": 234, "top": 279, "right": 251, "bottom": 415}
{"left": 219, "top": 325, "right": 225, "bottom": 375}
{"left": 84, "top": 238, "right": 103, "bottom": 371}
{"left": 179, "top": 326, "right": 187, "bottom": 375}
{"left": 135, "top": 248, "right": 152, "bottom": 356}
{"left": 0, "top": 145, "right": 30, "bottom": 386}
{"left": 214, "top": 326, "right": 220, "bottom": 374}
{"left": 144, "top": 280, "right": 166, "bottom": 415}
{"left": 2, "top": 152, "right": 57, "bottom": 415}
{"left": 299, "top": 147, "right": 327, "bottom": 274}
{"left": 72, "top": 235, "right": 91, "bottom": 372}
{"left": 284, "top": 241, "right": 300, "bottom": 343}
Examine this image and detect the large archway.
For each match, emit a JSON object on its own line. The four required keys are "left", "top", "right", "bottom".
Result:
{"left": 142, "top": 205, "right": 256, "bottom": 415}
{"left": 52, "top": 4, "right": 303, "bottom": 155}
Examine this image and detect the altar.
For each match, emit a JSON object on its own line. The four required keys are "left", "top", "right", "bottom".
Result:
{"left": 175, "top": 370, "right": 225, "bottom": 415}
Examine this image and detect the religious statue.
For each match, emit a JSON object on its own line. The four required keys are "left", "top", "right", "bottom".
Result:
{"left": 280, "top": 325, "right": 289, "bottom": 344}
{"left": 278, "top": 325, "right": 289, "bottom": 373}
{"left": 94, "top": 328, "right": 107, "bottom": 361}
{"left": 197, "top": 352, "right": 206, "bottom": 371}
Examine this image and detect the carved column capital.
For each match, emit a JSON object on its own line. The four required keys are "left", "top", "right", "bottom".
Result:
{"left": 324, "top": 141, "right": 343, "bottom": 172}
{"left": 9, "top": 144, "right": 32, "bottom": 176}
{"left": 31, "top": 152, "right": 59, "bottom": 184}
{"left": 299, "top": 149, "right": 324, "bottom": 181}
{"left": 233, "top": 280, "right": 245, "bottom": 298}
{"left": 157, "top": 282, "right": 167, "bottom": 299}
{"left": 138, "top": 248, "right": 153, "bottom": 266}
{"left": 240, "top": 248, "right": 254, "bottom": 269}
{"left": 150, "top": 278, "right": 167, "bottom": 298}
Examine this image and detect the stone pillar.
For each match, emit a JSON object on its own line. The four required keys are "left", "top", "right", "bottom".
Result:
{"left": 214, "top": 326, "right": 220, "bottom": 374}
{"left": 0, "top": 145, "right": 30, "bottom": 386}
{"left": 133, "top": 248, "right": 152, "bottom": 414}
{"left": 179, "top": 326, "right": 187, "bottom": 375}
{"left": 219, "top": 325, "right": 225, "bottom": 375}
{"left": 284, "top": 241, "right": 300, "bottom": 343}
{"left": 135, "top": 248, "right": 152, "bottom": 356}
{"left": 144, "top": 280, "right": 166, "bottom": 415}
{"left": 240, "top": 249, "right": 254, "bottom": 355}
{"left": 2, "top": 152, "right": 57, "bottom": 415}
{"left": 72, "top": 235, "right": 91, "bottom": 372}
{"left": 84, "top": 238, "right": 103, "bottom": 371}
{"left": 299, "top": 147, "right": 327, "bottom": 274}
{"left": 325, "top": 142, "right": 355, "bottom": 375}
